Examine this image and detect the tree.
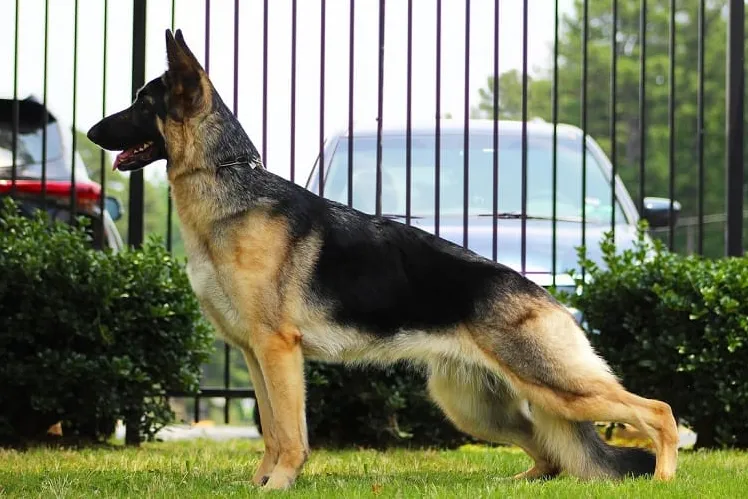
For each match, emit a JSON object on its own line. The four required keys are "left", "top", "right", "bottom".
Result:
{"left": 477, "top": 69, "right": 552, "bottom": 121}
{"left": 476, "top": 0, "right": 739, "bottom": 257}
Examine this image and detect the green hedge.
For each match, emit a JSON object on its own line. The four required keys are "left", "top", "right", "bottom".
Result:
{"left": 0, "top": 199, "right": 214, "bottom": 446}
{"left": 304, "top": 362, "right": 474, "bottom": 449}
{"left": 561, "top": 225, "right": 748, "bottom": 448}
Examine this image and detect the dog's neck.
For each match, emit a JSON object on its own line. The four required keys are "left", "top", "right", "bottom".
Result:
{"left": 167, "top": 148, "right": 266, "bottom": 235}
{"left": 165, "top": 96, "right": 268, "bottom": 235}
{"left": 215, "top": 154, "right": 261, "bottom": 173}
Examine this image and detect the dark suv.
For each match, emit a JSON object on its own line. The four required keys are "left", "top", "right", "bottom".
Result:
{"left": 0, "top": 96, "right": 123, "bottom": 251}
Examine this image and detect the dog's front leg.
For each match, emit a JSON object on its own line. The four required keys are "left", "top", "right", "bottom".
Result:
{"left": 252, "top": 324, "right": 309, "bottom": 490}
{"left": 241, "top": 348, "right": 279, "bottom": 485}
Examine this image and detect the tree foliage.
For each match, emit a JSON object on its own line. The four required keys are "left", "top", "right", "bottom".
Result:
{"left": 476, "top": 0, "right": 742, "bottom": 257}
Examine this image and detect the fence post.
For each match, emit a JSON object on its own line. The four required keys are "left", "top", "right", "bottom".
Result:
{"left": 726, "top": 0, "right": 744, "bottom": 257}
{"left": 125, "top": 0, "right": 147, "bottom": 447}
{"left": 127, "top": 0, "right": 147, "bottom": 250}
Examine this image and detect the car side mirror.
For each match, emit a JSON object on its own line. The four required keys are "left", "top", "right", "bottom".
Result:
{"left": 104, "top": 196, "right": 123, "bottom": 221}
{"left": 642, "top": 197, "right": 681, "bottom": 228}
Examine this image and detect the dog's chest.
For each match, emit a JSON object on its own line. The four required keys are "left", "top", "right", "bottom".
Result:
{"left": 185, "top": 250, "right": 246, "bottom": 345}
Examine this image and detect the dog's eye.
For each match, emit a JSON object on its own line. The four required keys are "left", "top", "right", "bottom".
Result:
{"left": 136, "top": 99, "right": 153, "bottom": 113}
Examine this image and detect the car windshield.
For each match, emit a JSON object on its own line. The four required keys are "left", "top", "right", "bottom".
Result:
{"left": 317, "top": 131, "right": 626, "bottom": 223}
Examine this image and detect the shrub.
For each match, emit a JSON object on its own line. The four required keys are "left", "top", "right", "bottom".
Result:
{"left": 0, "top": 198, "right": 213, "bottom": 445}
{"left": 304, "top": 362, "right": 474, "bottom": 449}
{"left": 561, "top": 224, "right": 748, "bottom": 448}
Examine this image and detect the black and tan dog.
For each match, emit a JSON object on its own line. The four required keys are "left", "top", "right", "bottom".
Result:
{"left": 87, "top": 29, "right": 678, "bottom": 490}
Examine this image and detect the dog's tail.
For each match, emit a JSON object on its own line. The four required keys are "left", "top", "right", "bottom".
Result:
{"left": 532, "top": 408, "right": 656, "bottom": 479}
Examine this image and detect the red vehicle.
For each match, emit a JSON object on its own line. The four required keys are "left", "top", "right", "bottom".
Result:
{"left": 0, "top": 96, "right": 124, "bottom": 250}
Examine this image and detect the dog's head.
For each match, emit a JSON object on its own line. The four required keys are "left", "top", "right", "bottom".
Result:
{"left": 87, "top": 29, "right": 211, "bottom": 172}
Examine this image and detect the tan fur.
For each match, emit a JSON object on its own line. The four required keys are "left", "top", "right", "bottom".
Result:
{"left": 161, "top": 92, "right": 314, "bottom": 488}
{"left": 469, "top": 304, "right": 679, "bottom": 481}
{"left": 141, "top": 30, "right": 680, "bottom": 489}
{"left": 427, "top": 364, "right": 561, "bottom": 480}
{"left": 241, "top": 349, "right": 279, "bottom": 484}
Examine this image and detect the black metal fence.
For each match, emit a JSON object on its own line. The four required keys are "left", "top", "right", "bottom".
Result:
{"left": 2, "top": 0, "right": 745, "bottom": 426}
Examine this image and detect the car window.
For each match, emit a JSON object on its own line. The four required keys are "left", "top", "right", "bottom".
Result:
{"left": 0, "top": 99, "right": 65, "bottom": 179}
{"left": 0, "top": 122, "right": 63, "bottom": 168}
{"left": 320, "top": 132, "right": 626, "bottom": 223}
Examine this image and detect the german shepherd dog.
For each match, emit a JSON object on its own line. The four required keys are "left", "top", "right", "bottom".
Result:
{"left": 87, "top": 29, "right": 678, "bottom": 490}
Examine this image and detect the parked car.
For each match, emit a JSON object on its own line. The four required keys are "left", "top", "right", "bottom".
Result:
{"left": 305, "top": 119, "right": 680, "bottom": 311}
{"left": 0, "top": 95, "right": 124, "bottom": 251}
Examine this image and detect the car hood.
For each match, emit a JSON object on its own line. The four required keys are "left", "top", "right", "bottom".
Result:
{"left": 401, "top": 216, "right": 638, "bottom": 287}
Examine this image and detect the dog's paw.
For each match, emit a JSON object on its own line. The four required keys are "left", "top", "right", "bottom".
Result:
{"left": 252, "top": 472, "right": 270, "bottom": 486}
{"left": 261, "top": 473, "right": 294, "bottom": 491}
{"left": 513, "top": 465, "right": 561, "bottom": 481}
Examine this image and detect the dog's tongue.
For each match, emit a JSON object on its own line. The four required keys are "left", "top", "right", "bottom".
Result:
{"left": 112, "top": 149, "right": 133, "bottom": 171}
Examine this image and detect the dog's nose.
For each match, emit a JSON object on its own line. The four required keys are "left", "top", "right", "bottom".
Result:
{"left": 87, "top": 123, "right": 101, "bottom": 144}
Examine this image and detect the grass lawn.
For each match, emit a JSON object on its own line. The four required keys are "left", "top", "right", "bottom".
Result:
{"left": 1, "top": 439, "right": 747, "bottom": 498}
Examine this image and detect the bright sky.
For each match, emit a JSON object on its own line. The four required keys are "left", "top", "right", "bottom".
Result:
{"left": 1, "top": 0, "right": 573, "bottom": 184}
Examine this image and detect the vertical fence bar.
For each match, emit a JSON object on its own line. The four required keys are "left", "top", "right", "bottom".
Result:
{"left": 638, "top": 0, "right": 646, "bottom": 214}
{"left": 551, "top": 0, "right": 559, "bottom": 285}
{"left": 204, "top": 0, "right": 230, "bottom": 425}
{"left": 520, "top": 0, "right": 528, "bottom": 275}
{"left": 291, "top": 0, "right": 297, "bottom": 184}
{"left": 375, "top": 0, "right": 385, "bottom": 217}
{"left": 232, "top": 2, "right": 239, "bottom": 125}
{"left": 462, "top": 0, "right": 470, "bottom": 249}
{"left": 11, "top": 0, "right": 19, "bottom": 194}
{"left": 667, "top": 0, "right": 675, "bottom": 251}
{"left": 610, "top": 0, "right": 617, "bottom": 235}
{"left": 580, "top": 0, "right": 588, "bottom": 274}
{"left": 194, "top": 395, "right": 201, "bottom": 423}
{"left": 99, "top": 0, "right": 108, "bottom": 242}
{"left": 166, "top": 0, "right": 175, "bottom": 252}
{"left": 346, "top": 0, "right": 353, "bottom": 206}
{"left": 225, "top": 0, "right": 242, "bottom": 424}
{"left": 222, "top": 0, "right": 243, "bottom": 426}
{"left": 726, "top": 0, "right": 744, "bottom": 256}
{"left": 126, "top": 0, "right": 146, "bottom": 438}
{"left": 491, "top": 0, "right": 499, "bottom": 262}
{"left": 263, "top": 0, "right": 268, "bottom": 167}
{"left": 205, "top": 1, "right": 210, "bottom": 72}
{"left": 318, "top": 0, "right": 325, "bottom": 196}
{"left": 696, "top": 0, "right": 705, "bottom": 255}
{"left": 41, "top": 0, "right": 49, "bottom": 205}
{"left": 405, "top": 0, "right": 412, "bottom": 225}
{"left": 128, "top": 0, "right": 147, "bottom": 248}
{"left": 69, "top": 0, "right": 79, "bottom": 222}
{"left": 434, "top": 0, "right": 441, "bottom": 237}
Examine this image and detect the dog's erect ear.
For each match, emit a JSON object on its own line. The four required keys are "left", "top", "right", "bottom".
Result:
{"left": 164, "top": 29, "right": 206, "bottom": 121}
{"left": 167, "top": 29, "right": 204, "bottom": 72}
{"left": 174, "top": 29, "right": 204, "bottom": 70}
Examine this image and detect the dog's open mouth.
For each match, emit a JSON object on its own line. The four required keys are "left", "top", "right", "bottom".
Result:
{"left": 113, "top": 142, "right": 158, "bottom": 171}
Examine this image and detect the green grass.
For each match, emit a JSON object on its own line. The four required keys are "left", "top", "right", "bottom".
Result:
{"left": 1, "top": 440, "right": 747, "bottom": 498}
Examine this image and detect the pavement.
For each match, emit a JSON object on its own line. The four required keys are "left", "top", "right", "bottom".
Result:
{"left": 114, "top": 421, "right": 698, "bottom": 448}
{"left": 114, "top": 421, "right": 260, "bottom": 442}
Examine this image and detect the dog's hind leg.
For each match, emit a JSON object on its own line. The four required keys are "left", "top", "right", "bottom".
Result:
{"left": 427, "top": 362, "right": 560, "bottom": 480}
{"left": 473, "top": 302, "right": 678, "bottom": 480}
{"left": 241, "top": 348, "right": 279, "bottom": 485}
{"left": 251, "top": 324, "right": 309, "bottom": 490}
